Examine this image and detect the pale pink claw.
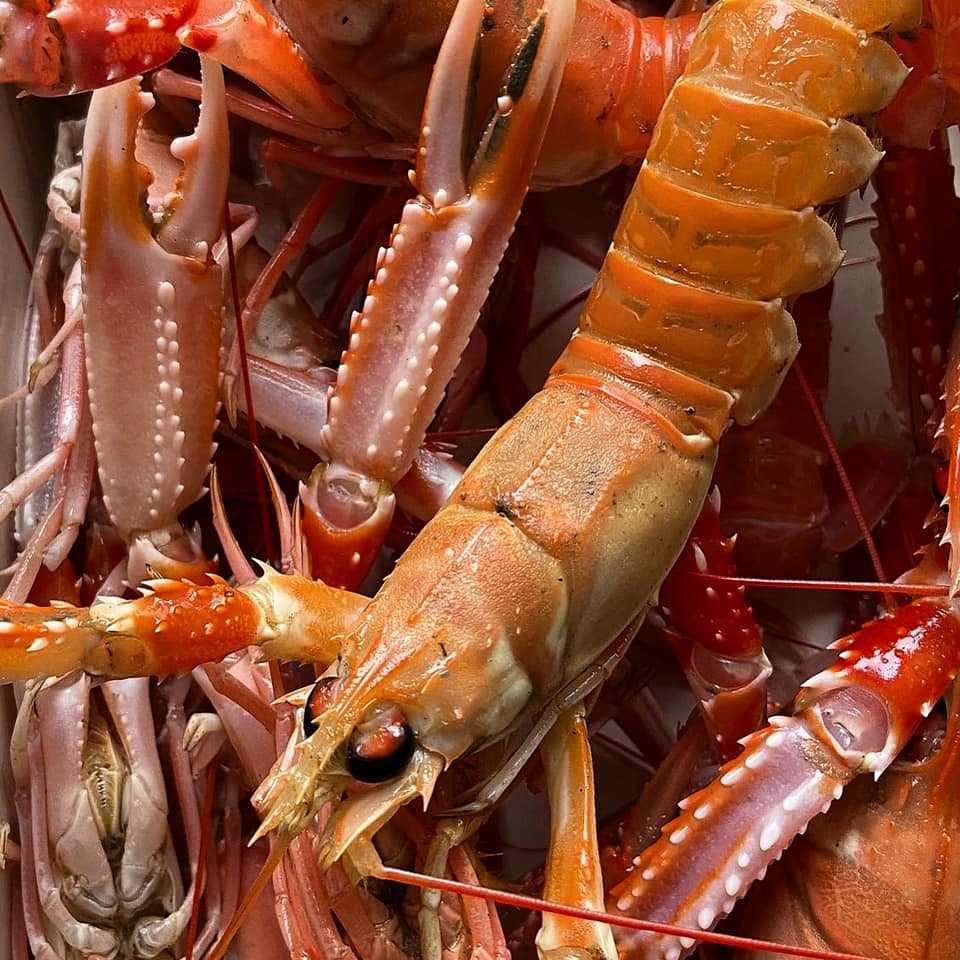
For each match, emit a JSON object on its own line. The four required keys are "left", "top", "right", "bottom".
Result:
{"left": 302, "top": 0, "right": 575, "bottom": 587}
{"left": 80, "top": 59, "right": 226, "bottom": 544}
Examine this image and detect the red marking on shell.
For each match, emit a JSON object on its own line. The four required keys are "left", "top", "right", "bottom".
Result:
{"left": 799, "top": 600, "right": 960, "bottom": 747}
{"left": 179, "top": 26, "right": 217, "bottom": 52}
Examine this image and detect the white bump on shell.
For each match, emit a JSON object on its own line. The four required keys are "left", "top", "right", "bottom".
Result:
{"left": 759, "top": 821, "right": 781, "bottom": 852}
{"left": 720, "top": 766, "right": 743, "bottom": 786}
{"left": 669, "top": 826, "right": 689, "bottom": 845}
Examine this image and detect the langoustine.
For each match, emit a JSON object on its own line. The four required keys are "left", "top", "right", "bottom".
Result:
{"left": 0, "top": 0, "right": 935, "bottom": 954}
{"left": 2, "top": 56, "right": 281, "bottom": 960}
{"left": 2, "top": 1, "right": 959, "bottom": 960}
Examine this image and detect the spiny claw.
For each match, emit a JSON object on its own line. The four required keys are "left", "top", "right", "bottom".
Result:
{"left": 607, "top": 598, "right": 960, "bottom": 960}
{"left": 303, "top": 0, "right": 575, "bottom": 586}
{"left": 81, "top": 59, "right": 226, "bottom": 542}
{"left": 0, "top": 567, "right": 366, "bottom": 682}
{"left": 0, "top": 0, "right": 352, "bottom": 126}
{"left": 0, "top": 578, "right": 261, "bottom": 681}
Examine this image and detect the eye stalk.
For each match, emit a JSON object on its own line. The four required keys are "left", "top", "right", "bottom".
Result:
{"left": 302, "top": 676, "right": 341, "bottom": 740}
{"left": 347, "top": 702, "right": 415, "bottom": 783}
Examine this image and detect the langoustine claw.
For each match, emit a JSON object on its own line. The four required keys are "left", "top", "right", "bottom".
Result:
{"left": 607, "top": 598, "right": 960, "bottom": 960}
{"left": 299, "top": 0, "right": 576, "bottom": 587}
{"left": 80, "top": 56, "right": 227, "bottom": 585}
{"left": 738, "top": 680, "right": 960, "bottom": 959}
{"left": 0, "top": 0, "right": 350, "bottom": 126}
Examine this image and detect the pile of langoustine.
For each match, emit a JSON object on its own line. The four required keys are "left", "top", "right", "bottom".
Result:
{"left": 0, "top": 1, "right": 959, "bottom": 959}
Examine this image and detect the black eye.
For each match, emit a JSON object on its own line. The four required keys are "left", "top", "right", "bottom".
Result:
{"left": 302, "top": 677, "right": 340, "bottom": 739}
{"left": 346, "top": 703, "right": 415, "bottom": 783}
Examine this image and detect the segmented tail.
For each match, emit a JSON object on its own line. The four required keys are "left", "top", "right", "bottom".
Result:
{"left": 559, "top": 0, "right": 912, "bottom": 439}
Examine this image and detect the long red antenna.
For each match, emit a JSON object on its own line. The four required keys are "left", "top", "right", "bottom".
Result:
{"left": 375, "top": 865, "right": 878, "bottom": 960}
{"left": 0, "top": 185, "right": 33, "bottom": 273}
{"left": 698, "top": 573, "right": 946, "bottom": 596}
{"left": 184, "top": 760, "right": 218, "bottom": 960}
{"left": 222, "top": 200, "right": 276, "bottom": 564}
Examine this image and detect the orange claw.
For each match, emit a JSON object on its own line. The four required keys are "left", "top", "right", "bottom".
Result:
{"left": 0, "top": 570, "right": 367, "bottom": 682}
{"left": 0, "top": 579, "right": 259, "bottom": 681}
{"left": 0, "top": 0, "right": 351, "bottom": 126}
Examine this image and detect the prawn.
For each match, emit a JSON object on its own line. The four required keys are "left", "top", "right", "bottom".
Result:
{"left": 0, "top": 2, "right": 923, "bottom": 960}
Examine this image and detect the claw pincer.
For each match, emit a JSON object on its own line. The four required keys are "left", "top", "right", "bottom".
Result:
{"left": 608, "top": 599, "right": 960, "bottom": 960}
{"left": 0, "top": 569, "right": 365, "bottom": 681}
{"left": 0, "top": 0, "right": 349, "bottom": 125}
{"left": 300, "top": 0, "right": 575, "bottom": 588}
{"left": 80, "top": 59, "right": 227, "bottom": 567}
